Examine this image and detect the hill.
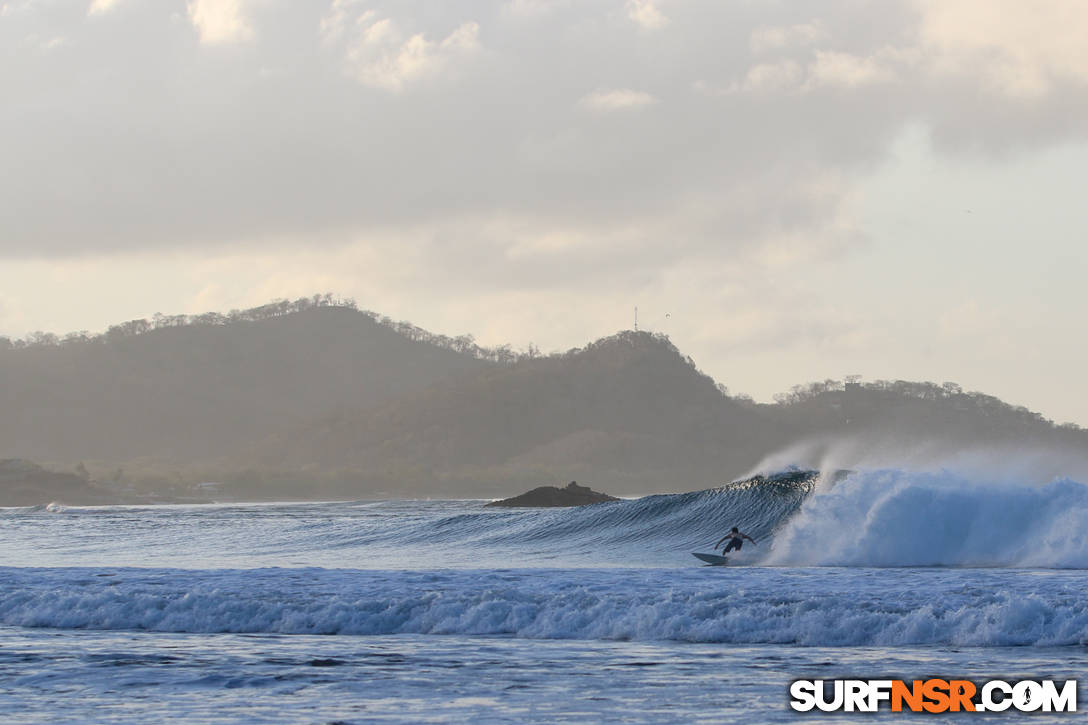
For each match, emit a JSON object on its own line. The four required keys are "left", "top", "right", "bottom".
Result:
{"left": 4, "top": 298, "right": 1087, "bottom": 503}
{"left": 0, "top": 298, "right": 488, "bottom": 464}
{"left": 0, "top": 459, "right": 116, "bottom": 507}
{"left": 760, "top": 379, "right": 1088, "bottom": 456}
{"left": 247, "top": 331, "right": 798, "bottom": 497}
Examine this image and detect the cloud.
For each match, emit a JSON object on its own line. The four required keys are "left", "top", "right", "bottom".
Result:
{"left": 735, "top": 2, "right": 1088, "bottom": 100}
{"left": 914, "top": 0, "right": 1088, "bottom": 97}
{"left": 750, "top": 20, "right": 826, "bottom": 54}
{"left": 6, "top": 0, "right": 1087, "bottom": 266}
{"left": 323, "top": 6, "right": 481, "bottom": 91}
{"left": 626, "top": 0, "right": 667, "bottom": 30}
{"left": 187, "top": 0, "right": 253, "bottom": 45}
{"left": 0, "top": 0, "right": 35, "bottom": 18}
{"left": 723, "top": 51, "right": 900, "bottom": 95}
{"left": 317, "top": 0, "right": 359, "bottom": 45}
{"left": 804, "top": 50, "right": 898, "bottom": 90}
{"left": 5, "top": 0, "right": 1087, "bottom": 264}
{"left": 87, "top": 0, "right": 123, "bottom": 16}
{"left": 580, "top": 88, "right": 657, "bottom": 112}
{"left": 731, "top": 60, "right": 804, "bottom": 94}
{"left": 503, "top": 0, "right": 572, "bottom": 18}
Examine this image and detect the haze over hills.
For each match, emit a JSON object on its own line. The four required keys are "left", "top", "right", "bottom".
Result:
{"left": 753, "top": 379, "right": 1088, "bottom": 481}
{"left": 765, "top": 379, "right": 1088, "bottom": 448}
{"left": 0, "top": 297, "right": 488, "bottom": 464}
{"left": 0, "top": 459, "right": 113, "bottom": 507}
{"left": 250, "top": 331, "right": 798, "bottom": 496}
{"left": 2, "top": 298, "right": 1086, "bottom": 503}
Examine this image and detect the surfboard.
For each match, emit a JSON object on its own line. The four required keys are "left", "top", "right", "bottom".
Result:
{"left": 692, "top": 552, "right": 729, "bottom": 566}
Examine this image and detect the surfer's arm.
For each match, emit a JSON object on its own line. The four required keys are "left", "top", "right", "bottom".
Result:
{"left": 715, "top": 535, "right": 729, "bottom": 548}
{"left": 744, "top": 534, "right": 757, "bottom": 544}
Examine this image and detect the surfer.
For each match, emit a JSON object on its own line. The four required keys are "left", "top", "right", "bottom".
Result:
{"left": 716, "top": 527, "right": 756, "bottom": 554}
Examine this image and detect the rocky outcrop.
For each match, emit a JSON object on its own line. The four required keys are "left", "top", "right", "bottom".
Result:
{"left": 486, "top": 481, "right": 618, "bottom": 507}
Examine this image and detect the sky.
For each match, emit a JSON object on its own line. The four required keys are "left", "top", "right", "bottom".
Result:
{"left": 2, "top": 0, "right": 1087, "bottom": 424}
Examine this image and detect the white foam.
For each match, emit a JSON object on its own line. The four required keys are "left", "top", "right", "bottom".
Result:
{"left": 1, "top": 567, "right": 1085, "bottom": 646}
{"left": 765, "top": 469, "right": 1088, "bottom": 568}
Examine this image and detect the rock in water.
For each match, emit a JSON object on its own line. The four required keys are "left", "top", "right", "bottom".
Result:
{"left": 486, "top": 481, "right": 619, "bottom": 507}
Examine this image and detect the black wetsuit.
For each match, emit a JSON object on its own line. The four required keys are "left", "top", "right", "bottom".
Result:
{"left": 723, "top": 536, "right": 744, "bottom": 553}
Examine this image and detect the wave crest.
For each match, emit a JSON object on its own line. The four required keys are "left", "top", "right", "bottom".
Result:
{"left": 765, "top": 470, "right": 1088, "bottom": 568}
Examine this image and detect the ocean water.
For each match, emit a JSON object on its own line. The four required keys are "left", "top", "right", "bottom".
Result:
{"left": 2, "top": 468, "right": 1087, "bottom": 723}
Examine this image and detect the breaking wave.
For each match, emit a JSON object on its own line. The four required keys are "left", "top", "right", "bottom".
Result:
{"left": 1, "top": 567, "right": 1084, "bottom": 646}
{"left": 5, "top": 465, "right": 1087, "bottom": 646}
{"left": 7, "top": 466, "right": 1088, "bottom": 570}
{"left": 764, "top": 470, "right": 1088, "bottom": 568}
{"left": 300, "top": 466, "right": 1088, "bottom": 569}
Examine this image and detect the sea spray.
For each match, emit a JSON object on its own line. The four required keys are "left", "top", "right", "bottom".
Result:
{"left": 764, "top": 469, "right": 1088, "bottom": 568}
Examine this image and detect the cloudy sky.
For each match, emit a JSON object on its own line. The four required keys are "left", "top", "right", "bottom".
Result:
{"left": 3, "top": 0, "right": 1088, "bottom": 423}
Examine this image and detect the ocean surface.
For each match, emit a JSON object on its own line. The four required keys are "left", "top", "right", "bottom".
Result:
{"left": 2, "top": 468, "right": 1087, "bottom": 723}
